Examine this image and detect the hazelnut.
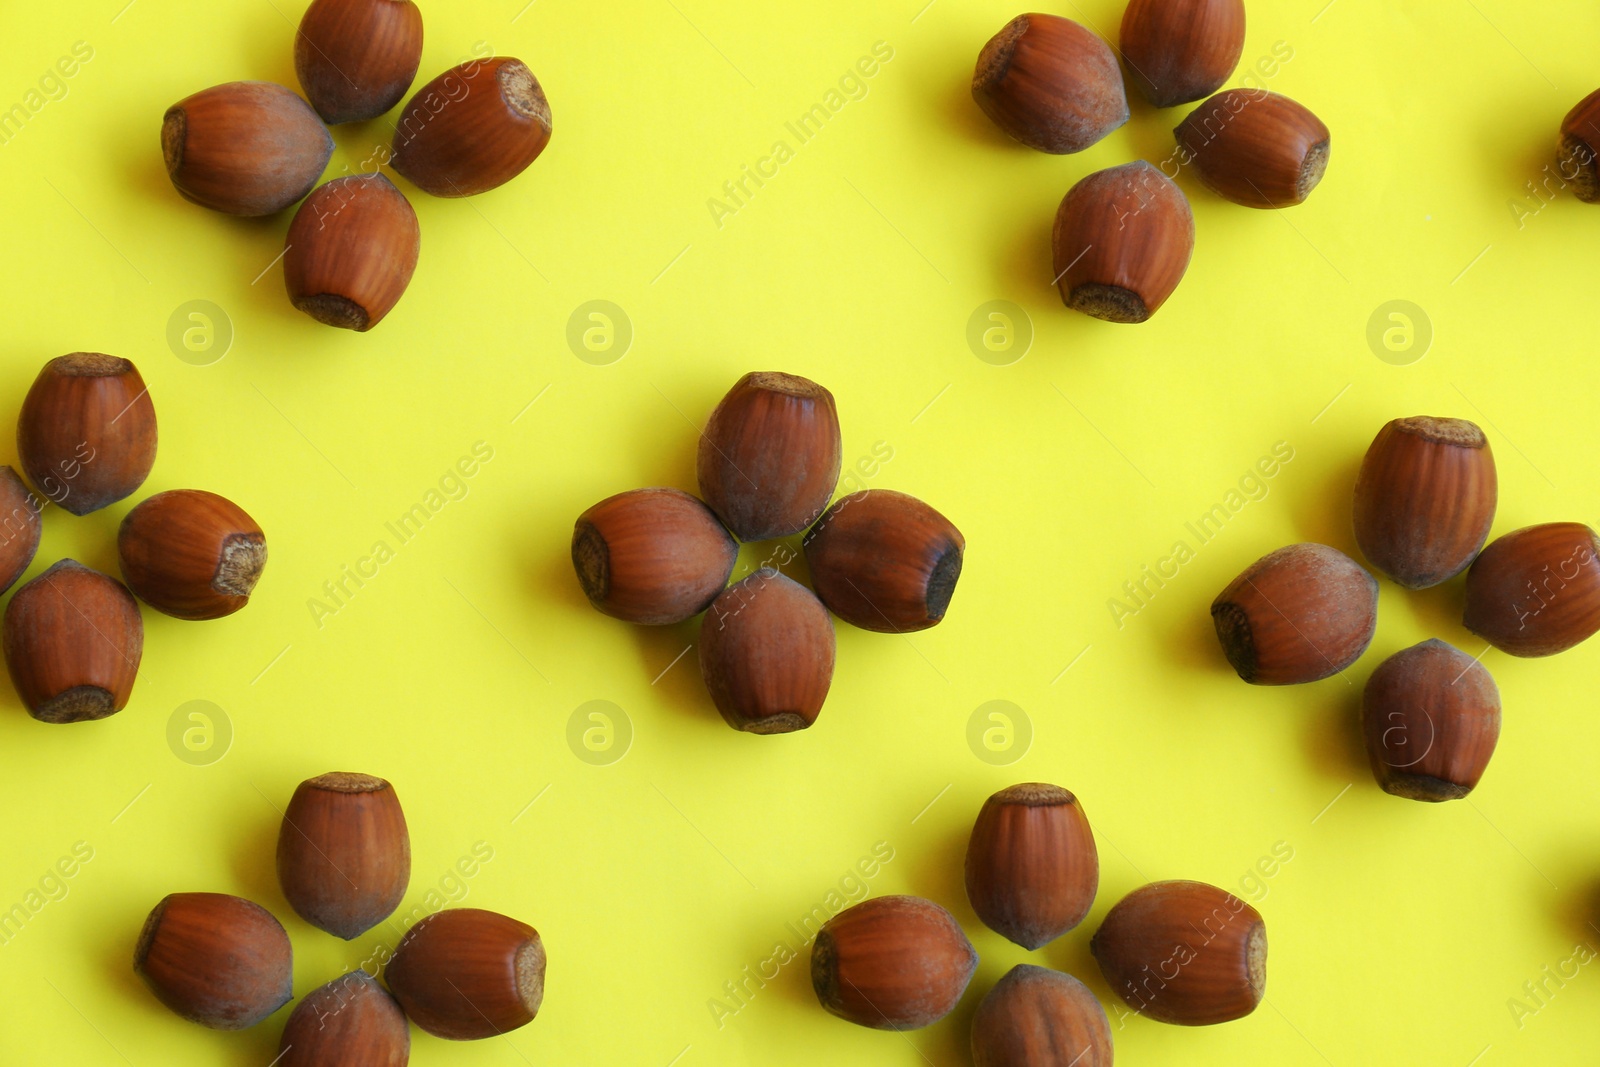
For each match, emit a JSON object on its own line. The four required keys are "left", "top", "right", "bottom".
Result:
{"left": 0, "top": 467, "right": 41, "bottom": 595}
{"left": 284, "top": 173, "right": 421, "bottom": 332}
{"left": 1463, "top": 522, "right": 1600, "bottom": 657}
{"left": 811, "top": 895, "right": 977, "bottom": 1030}
{"left": 698, "top": 371, "right": 842, "bottom": 541}
{"left": 134, "top": 892, "right": 293, "bottom": 1030}
{"left": 117, "top": 489, "right": 266, "bottom": 620}
{"left": 277, "top": 970, "right": 409, "bottom": 1066}
{"left": 1559, "top": 88, "right": 1600, "bottom": 202}
{"left": 1352, "top": 416, "right": 1496, "bottom": 589}
{"left": 965, "top": 783, "right": 1097, "bottom": 950}
{"left": 699, "top": 569, "right": 835, "bottom": 733}
{"left": 803, "top": 489, "right": 963, "bottom": 633}
{"left": 1052, "top": 161, "right": 1194, "bottom": 323}
{"left": 390, "top": 58, "right": 551, "bottom": 198}
{"left": 1120, "top": 0, "right": 1246, "bottom": 108}
{"left": 277, "top": 772, "right": 410, "bottom": 940}
{"left": 1091, "top": 880, "right": 1265, "bottom": 1025}
{"left": 972, "top": 14, "right": 1129, "bottom": 153}
{"left": 162, "top": 82, "right": 334, "bottom": 216}
{"left": 295, "top": 0, "right": 424, "bottom": 124}
{"left": 1175, "top": 89, "right": 1330, "bottom": 208}
{"left": 572, "top": 487, "right": 737, "bottom": 624}
{"left": 17, "top": 353, "right": 156, "bottom": 516}
{"left": 385, "top": 908, "right": 545, "bottom": 1040}
{"left": 1362, "top": 639, "right": 1501, "bottom": 802}
{"left": 971, "top": 964, "right": 1113, "bottom": 1067}
{"left": 3, "top": 560, "right": 143, "bottom": 723}
{"left": 1211, "top": 543, "right": 1377, "bottom": 684}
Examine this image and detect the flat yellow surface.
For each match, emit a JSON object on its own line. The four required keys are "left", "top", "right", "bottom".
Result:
{"left": 0, "top": 0, "right": 1597, "bottom": 1063}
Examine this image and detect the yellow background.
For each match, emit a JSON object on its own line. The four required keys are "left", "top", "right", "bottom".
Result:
{"left": 0, "top": 0, "right": 1595, "bottom": 1062}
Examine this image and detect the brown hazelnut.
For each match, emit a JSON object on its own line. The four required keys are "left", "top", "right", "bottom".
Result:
{"left": 965, "top": 783, "right": 1097, "bottom": 950}
{"left": 971, "top": 964, "right": 1112, "bottom": 1067}
{"left": 284, "top": 174, "right": 421, "bottom": 332}
{"left": 1559, "top": 88, "right": 1600, "bottom": 202}
{"left": 390, "top": 58, "right": 551, "bottom": 197}
{"left": 972, "top": 14, "right": 1129, "bottom": 153}
{"left": 277, "top": 772, "right": 410, "bottom": 940}
{"left": 3, "top": 560, "right": 143, "bottom": 723}
{"left": 277, "top": 970, "right": 409, "bottom": 1066}
{"left": 1120, "top": 0, "right": 1246, "bottom": 108}
{"left": 0, "top": 467, "right": 41, "bottom": 595}
{"left": 1091, "top": 880, "right": 1265, "bottom": 1025}
{"left": 162, "top": 82, "right": 334, "bottom": 216}
{"left": 117, "top": 489, "right": 266, "bottom": 620}
{"left": 811, "top": 895, "right": 977, "bottom": 1030}
{"left": 1211, "top": 543, "right": 1377, "bottom": 684}
{"left": 572, "top": 487, "right": 737, "bottom": 624}
{"left": 1175, "top": 89, "right": 1330, "bottom": 208}
{"left": 17, "top": 353, "right": 156, "bottom": 516}
{"left": 697, "top": 371, "right": 842, "bottom": 541}
{"left": 295, "top": 0, "right": 424, "bottom": 124}
{"left": 1352, "top": 416, "right": 1496, "bottom": 589}
{"left": 1463, "top": 522, "right": 1600, "bottom": 656}
{"left": 385, "top": 908, "right": 545, "bottom": 1040}
{"left": 1052, "top": 161, "right": 1194, "bottom": 323}
{"left": 1362, "top": 639, "right": 1501, "bottom": 802}
{"left": 699, "top": 569, "right": 836, "bottom": 733}
{"left": 803, "top": 489, "right": 963, "bottom": 632}
{"left": 134, "top": 892, "right": 293, "bottom": 1030}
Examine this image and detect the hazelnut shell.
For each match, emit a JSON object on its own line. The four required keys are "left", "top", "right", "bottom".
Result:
{"left": 1463, "top": 522, "right": 1600, "bottom": 657}
{"left": 277, "top": 772, "right": 410, "bottom": 940}
{"left": 390, "top": 58, "right": 551, "bottom": 197}
{"left": 572, "top": 487, "right": 737, "bottom": 625}
{"left": 0, "top": 467, "right": 42, "bottom": 595}
{"left": 277, "top": 970, "right": 409, "bottom": 1066}
{"left": 1120, "top": 0, "right": 1246, "bottom": 108}
{"left": 284, "top": 173, "right": 421, "bottom": 332}
{"left": 1362, "top": 639, "right": 1501, "bottom": 802}
{"left": 1175, "top": 90, "right": 1330, "bottom": 208}
{"left": 1211, "top": 543, "right": 1377, "bottom": 684}
{"left": 1559, "top": 88, "right": 1600, "bottom": 202}
{"left": 699, "top": 569, "right": 836, "bottom": 733}
{"left": 971, "top": 964, "right": 1113, "bottom": 1067}
{"left": 295, "top": 0, "right": 424, "bottom": 124}
{"left": 697, "top": 371, "right": 842, "bottom": 542}
{"left": 17, "top": 353, "right": 157, "bottom": 516}
{"left": 162, "top": 81, "right": 334, "bottom": 216}
{"left": 385, "top": 907, "right": 545, "bottom": 1040}
{"left": 1091, "top": 879, "right": 1265, "bottom": 1025}
{"left": 803, "top": 489, "right": 963, "bottom": 633}
{"left": 3, "top": 560, "right": 143, "bottom": 723}
{"left": 972, "top": 14, "right": 1129, "bottom": 153}
{"left": 965, "top": 783, "right": 1098, "bottom": 950}
{"left": 1052, "top": 161, "right": 1194, "bottom": 323}
{"left": 117, "top": 489, "right": 266, "bottom": 620}
{"left": 134, "top": 892, "right": 293, "bottom": 1030}
{"left": 1352, "top": 416, "right": 1496, "bottom": 589}
{"left": 811, "top": 895, "right": 977, "bottom": 1030}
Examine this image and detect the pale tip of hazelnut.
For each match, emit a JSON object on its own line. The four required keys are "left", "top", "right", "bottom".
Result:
{"left": 306, "top": 771, "right": 389, "bottom": 793}
{"left": 56, "top": 352, "right": 133, "bottom": 376}
{"left": 972, "top": 15, "right": 1028, "bottom": 92}
{"left": 1297, "top": 140, "right": 1331, "bottom": 202}
{"left": 570, "top": 521, "right": 609, "bottom": 601}
{"left": 515, "top": 938, "right": 546, "bottom": 1016}
{"left": 1211, "top": 601, "right": 1256, "bottom": 680}
{"left": 1067, "top": 284, "right": 1149, "bottom": 324}
{"left": 161, "top": 109, "right": 185, "bottom": 174}
{"left": 499, "top": 61, "right": 550, "bottom": 129}
{"left": 927, "top": 547, "right": 962, "bottom": 620}
{"left": 215, "top": 534, "right": 266, "bottom": 598}
{"left": 741, "top": 712, "right": 811, "bottom": 735}
{"left": 292, "top": 293, "right": 371, "bottom": 332}
{"left": 1392, "top": 415, "right": 1486, "bottom": 449}
{"left": 746, "top": 371, "right": 828, "bottom": 398}
{"left": 991, "top": 782, "right": 1077, "bottom": 807}
{"left": 36, "top": 684, "right": 117, "bottom": 724}
{"left": 1246, "top": 922, "right": 1268, "bottom": 997}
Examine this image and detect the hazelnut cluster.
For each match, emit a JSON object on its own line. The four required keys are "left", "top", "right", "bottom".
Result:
{"left": 1, "top": 354, "right": 265, "bottom": 723}
{"left": 970, "top": 1, "right": 1330, "bottom": 323}
{"left": 572, "top": 371, "right": 964, "bottom": 733}
{"left": 135, "top": 771, "right": 546, "bottom": 1059}
{"left": 161, "top": 0, "right": 553, "bottom": 332}
{"left": 1213, "top": 415, "right": 1600, "bottom": 801}
{"left": 811, "top": 782, "right": 1267, "bottom": 1063}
